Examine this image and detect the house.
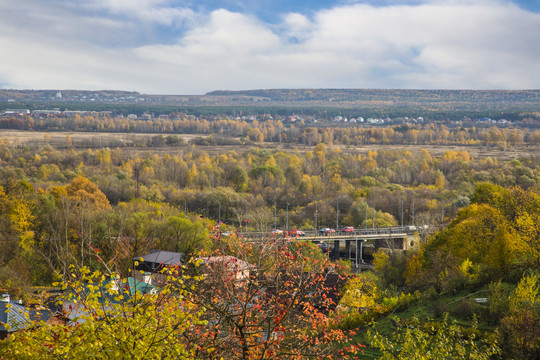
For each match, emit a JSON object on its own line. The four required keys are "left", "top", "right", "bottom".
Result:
{"left": 61, "top": 276, "right": 157, "bottom": 325}
{"left": 133, "top": 250, "right": 184, "bottom": 285}
{"left": 134, "top": 251, "right": 252, "bottom": 284}
{"left": 134, "top": 250, "right": 184, "bottom": 273}
{"left": 284, "top": 116, "right": 296, "bottom": 123}
{"left": 2, "top": 109, "right": 30, "bottom": 116}
{"left": 123, "top": 276, "right": 157, "bottom": 296}
{"left": 199, "top": 256, "right": 251, "bottom": 281}
{"left": 0, "top": 294, "right": 52, "bottom": 340}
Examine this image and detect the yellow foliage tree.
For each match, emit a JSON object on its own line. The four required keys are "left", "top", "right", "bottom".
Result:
{"left": 65, "top": 176, "right": 111, "bottom": 209}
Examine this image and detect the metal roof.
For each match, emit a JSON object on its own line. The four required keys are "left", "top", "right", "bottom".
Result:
{"left": 0, "top": 301, "right": 31, "bottom": 333}
{"left": 136, "top": 250, "right": 184, "bottom": 266}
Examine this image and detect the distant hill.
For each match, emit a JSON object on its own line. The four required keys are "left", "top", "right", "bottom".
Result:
{"left": 206, "top": 88, "right": 540, "bottom": 105}
{"left": 0, "top": 89, "right": 140, "bottom": 102}
{"left": 1, "top": 88, "right": 539, "bottom": 120}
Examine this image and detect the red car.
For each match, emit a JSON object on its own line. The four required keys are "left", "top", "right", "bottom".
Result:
{"left": 319, "top": 228, "right": 336, "bottom": 235}
{"left": 288, "top": 229, "right": 306, "bottom": 237}
{"left": 341, "top": 226, "right": 354, "bottom": 233}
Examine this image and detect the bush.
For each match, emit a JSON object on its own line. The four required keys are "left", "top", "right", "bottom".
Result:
{"left": 450, "top": 298, "right": 480, "bottom": 320}
{"left": 431, "top": 301, "right": 448, "bottom": 318}
{"left": 0, "top": 265, "right": 31, "bottom": 301}
{"left": 369, "top": 315, "right": 501, "bottom": 360}
{"left": 487, "top": 280, "right": 513, "bottom": 324}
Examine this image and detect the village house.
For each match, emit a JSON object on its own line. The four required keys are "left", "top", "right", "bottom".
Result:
{"left": 0, "top": 294, "right": 52, "bottom": 340}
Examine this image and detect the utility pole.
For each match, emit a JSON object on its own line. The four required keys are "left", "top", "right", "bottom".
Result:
{"left": 412, "top": 200, "right": 415, "bottom": 226}
{"left": 212, "top": 197, "right": 222, "bottom": 230}
{"left": 218, "top": 203, "right": 221, "bottom": 229}
{"left": 365, "top": 203, "right": 368, "bottom": 230}
{"left": 310, "top": 197, "right": 318, "bottom": 235}
{"left": 269, "top": 198, "right": 277, "bottom": 231}
{"left": 286, "top": 201, "right": 289, "bottom": 231}
{"left": 372, "top": 201, "right": 375, "bottom": 229}
{"left": 133, "top": 164, "right": 140, "bottom": 199}
{"left": 400, "top": 199, "right": 404, "bottom": 230}
{"left": 274, "top": 202, "right": 277, "bottom": 231}
{"left": 441, "top": 201, "right": 444, "bottom": 223}
{"left": 315, "top": 201, "right": 318, "bottom": 235}
{"left": 336, "top": 200, "right": 339, "bottom": 230}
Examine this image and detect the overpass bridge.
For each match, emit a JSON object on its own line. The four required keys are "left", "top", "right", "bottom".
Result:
{"left": 237, "top": 227, "right": 416, "bottom": 271}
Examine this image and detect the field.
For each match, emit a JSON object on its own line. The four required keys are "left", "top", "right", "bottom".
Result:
{"left": 1, "top": 129, "right": 538, "bottom": 161}
{"left": 0, "top": 130, "right": 201, "bottom": 149}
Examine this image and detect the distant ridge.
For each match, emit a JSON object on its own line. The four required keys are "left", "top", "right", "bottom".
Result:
{"left": 206, "top": 88, "right": 540, "bottom": 103}
{"left": 1, "top": 89, "right": 538, "bottom": 119}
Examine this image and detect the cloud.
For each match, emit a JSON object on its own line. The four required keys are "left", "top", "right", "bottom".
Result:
{"left": 82, "top": 0, "right": 196, "bottom": 26}
{"left": 0, "top": 0, "right": 539, "bottom": 93}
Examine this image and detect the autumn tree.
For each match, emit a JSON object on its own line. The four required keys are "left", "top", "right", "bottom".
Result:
{"left": 183, "top": 236, "right": 361, "bottom": 359}
{"left": 0, "top": 265, "right": 205, "bottom": 359}
{"left": 499, "top": 274, "right": 540, "bottom": 359}
{"left": 35, "top": 177, "right": 111, "bottom": 280}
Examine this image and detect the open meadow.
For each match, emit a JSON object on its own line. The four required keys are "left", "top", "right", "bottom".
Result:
{"left": 2, "top": 129, "right": 538, "bottom": 161}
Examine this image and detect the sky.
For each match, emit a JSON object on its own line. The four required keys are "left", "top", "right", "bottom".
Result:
{"left": 0, "top": 0, "right": 539, "bottom": 94}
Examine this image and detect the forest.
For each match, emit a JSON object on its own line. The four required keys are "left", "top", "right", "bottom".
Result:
{"left": 2, "top": 88, "right": 540, "bottom": 120}
{"left": 0, "top": 111, "right": 539, "bottom": 358}
{"left": 1, "top": 112, "right": 540, "bottom": 146}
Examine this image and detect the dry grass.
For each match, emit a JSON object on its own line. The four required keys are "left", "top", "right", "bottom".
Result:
{"left": 0, "top": 129, "right": 537, "bottom": 160}
{"left": 335, "top": 144, "right": 538, "bottom": 160}
{"left": 0, "top": 130, "right": 200, "bottom": 149}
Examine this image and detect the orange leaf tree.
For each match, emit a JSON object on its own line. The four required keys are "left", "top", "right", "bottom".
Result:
{"left": 182, "top": 234, "right": 362, "bottom": 359}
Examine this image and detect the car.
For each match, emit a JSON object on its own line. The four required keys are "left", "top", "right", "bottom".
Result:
{"left": 341, "top": 226, "right": 354, "bottom": 233}
{"left": 270, "top": 229, "right": 284, "bottom": 236}
{"left": 405, "top": 225, "right": 417, "bottom": 232}
{"left": 289, "top": 229, "right": 306, "bottom": 237}
{"left": 319, "top": 228, "right": 336, "bottom": 235}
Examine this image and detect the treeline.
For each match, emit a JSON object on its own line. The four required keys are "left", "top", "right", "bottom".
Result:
{"left": 208, "top": 88, "right": 540, "bottom": 104}
{"left": 3, "top": 102, "right": 540, "bottom": 121}
{"left": 2, "top": 114, "right": 540, "bottom": 147}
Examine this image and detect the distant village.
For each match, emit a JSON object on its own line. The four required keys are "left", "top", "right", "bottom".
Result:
{"left": 0, "top": 107, "right": 513, "bottom": 128}
{"left": 0, "top": 89, "right": 533, "bottom": 127}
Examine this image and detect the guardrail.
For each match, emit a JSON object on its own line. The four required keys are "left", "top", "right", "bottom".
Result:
{"left": 235, "top": 226, "right": 416, "bottom": 239}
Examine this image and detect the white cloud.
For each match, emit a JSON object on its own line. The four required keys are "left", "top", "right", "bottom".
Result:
{"left": 281, "top": 13, "right": 313, "bottom": 41}
{"left": 82, "top": 0, "right": 196, "bottom": 26}
{"left": 0, "top": 0, "right": 539, "bottom": 93}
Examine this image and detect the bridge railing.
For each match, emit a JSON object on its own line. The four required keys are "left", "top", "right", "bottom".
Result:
{"left": 235, "top": 226, "right": 411, "bottom": 239}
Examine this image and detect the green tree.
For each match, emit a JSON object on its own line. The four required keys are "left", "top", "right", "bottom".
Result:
{"left": 370, "top": 315, "right": 500, "bottom": 360}
{"left": 499, "top": 274, "right": 540, "bottom": 359}
{"left": 161, "top": 215, "right": 209, "bottom": 254}
{"left": 226, "top": 165, "right": 248, "bottom": 192}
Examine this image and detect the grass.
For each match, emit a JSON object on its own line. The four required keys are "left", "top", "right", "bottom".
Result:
{"left": 344, "top": 286, "right": 499, "bottom": 359}
{"left": 1, "top": 129, "right": 538, "bottom": 160}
